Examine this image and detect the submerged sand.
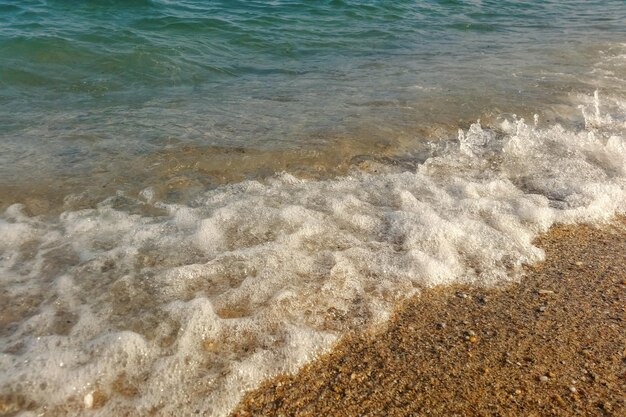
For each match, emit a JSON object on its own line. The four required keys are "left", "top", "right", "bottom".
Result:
{"left": 232, "top": 218, "right": 626, "bottom": 416}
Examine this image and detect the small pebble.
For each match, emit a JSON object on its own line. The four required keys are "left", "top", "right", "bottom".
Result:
{"left": 539, "top": 375, "right": 549, "bottom": 382}
{"left": 575, "top": 261, "right": 583, "bottom": 266}
{"left": 84, "top": 392, "right": 94, "bottom": 409}
{"left": 538, "top": 289, "right": 554, "bottom": 295}
{"left": 548, "top": 371, "right": 556, "bottom": 378}
{"left": 569, "top": 386, "right": 577, "bottom": 393}
{"left": 456, "top": 291, "right": 468, "bottom": 299}
{"left": 601, "top": 402, "right": 613, "bottom": 412}
{"left": 436, "top": 322, "right": 446, "bottom": 330}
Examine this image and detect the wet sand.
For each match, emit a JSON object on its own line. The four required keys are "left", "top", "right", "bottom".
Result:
{"left": 232, "top": 218, "right": 626, "bottom": 417}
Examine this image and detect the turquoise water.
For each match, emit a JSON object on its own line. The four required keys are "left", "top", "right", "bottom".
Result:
{"left": 1, "top": 2, "right": 626, "bottom": 416}
{"left": 1, "top": 0, "right": 625, "bottom": 202}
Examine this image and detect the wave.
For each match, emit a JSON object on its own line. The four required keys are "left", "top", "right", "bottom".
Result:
{"left": 0, "top": 90, "right": 624, "bottom": 416}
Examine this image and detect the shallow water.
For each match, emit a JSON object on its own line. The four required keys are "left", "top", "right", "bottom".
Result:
{"left": 1, "top": 1, "right": 626, "bottom": 416}
{"left": 2, "top": 0, "right": 625, "bottom": 203}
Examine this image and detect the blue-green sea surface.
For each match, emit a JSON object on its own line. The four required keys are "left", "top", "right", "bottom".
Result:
{"left": 1, "top": 0, "right": 625, "bottom": 206}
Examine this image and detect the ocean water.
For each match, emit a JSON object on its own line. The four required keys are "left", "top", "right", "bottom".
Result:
{"left": 1, "top": 1, "right": 626, "bottom": 416}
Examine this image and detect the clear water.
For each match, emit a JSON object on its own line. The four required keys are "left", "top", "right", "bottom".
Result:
{"left": 2, "top": 0, "right": 625, "bottom": 204}
{"left": 1, "top": 1, "right": 626, "bottom": 416}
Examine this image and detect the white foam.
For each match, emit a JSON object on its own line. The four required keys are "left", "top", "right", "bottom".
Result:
{"left": 0, "top": 89, "right": 625, "bottom": 416}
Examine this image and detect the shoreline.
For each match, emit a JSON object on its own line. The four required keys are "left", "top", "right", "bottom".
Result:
{"left": 232, "top": 218, "right": 626, "bottom": 416}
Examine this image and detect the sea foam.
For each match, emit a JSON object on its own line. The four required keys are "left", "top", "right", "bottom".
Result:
{"left": 1, "top": 92, "right": 625, "bottom": 416}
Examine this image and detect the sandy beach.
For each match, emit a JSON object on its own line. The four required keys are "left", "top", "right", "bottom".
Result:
{"left": 232, "top": 218, "right": 626, "bottom": 417}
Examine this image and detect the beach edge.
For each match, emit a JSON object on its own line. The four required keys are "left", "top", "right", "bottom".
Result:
{"left": 232, "top": 217, "right": 626, "bottom": 416}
